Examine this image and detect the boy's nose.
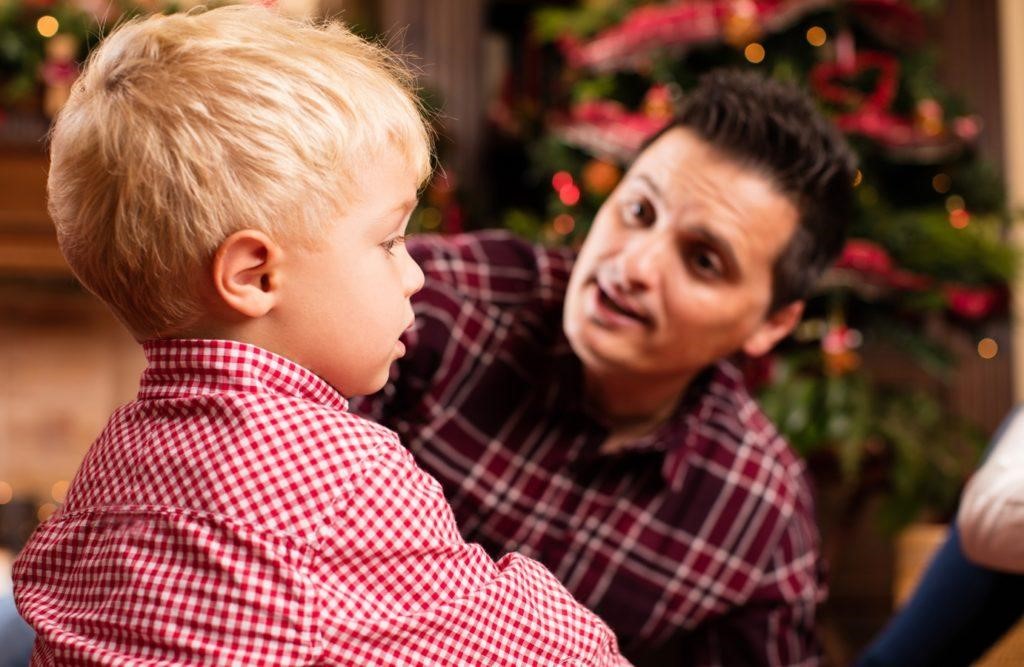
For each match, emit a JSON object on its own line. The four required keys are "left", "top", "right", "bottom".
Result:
{"left": 404, "top": 255, "right": 425, "bottom": 297}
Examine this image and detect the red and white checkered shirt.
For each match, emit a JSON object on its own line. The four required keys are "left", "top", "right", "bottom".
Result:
{"left": 13, "top": 339, "right": 629, "bottom": 665}
{"left": 354, "top": 232, "right": 825, "bottom": 667}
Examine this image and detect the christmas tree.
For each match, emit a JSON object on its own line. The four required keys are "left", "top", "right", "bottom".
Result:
{"left": 484, "top": 0, "right": 1015, "bottom": 528}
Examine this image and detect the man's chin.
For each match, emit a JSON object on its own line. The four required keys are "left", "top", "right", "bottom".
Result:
{"left": 565, "top": 323, "right": 644, "bottom": 376}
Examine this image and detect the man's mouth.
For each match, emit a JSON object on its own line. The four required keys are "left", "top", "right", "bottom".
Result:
{"left": 593, "top": 281, "right": 651, "bottom": 327}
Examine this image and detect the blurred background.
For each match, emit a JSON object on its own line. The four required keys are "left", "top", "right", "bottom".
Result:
{"left": 1, "top": 0, "right": 1023, "bottom": 663}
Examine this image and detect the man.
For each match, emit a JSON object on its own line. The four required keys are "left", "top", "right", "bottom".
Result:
{"left": 354, "top": 69, "right": 857, "bottom": 665}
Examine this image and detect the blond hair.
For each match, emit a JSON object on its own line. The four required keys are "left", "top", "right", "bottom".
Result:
{"left": 48, "top": 4, "right": 432, "bottom": 338}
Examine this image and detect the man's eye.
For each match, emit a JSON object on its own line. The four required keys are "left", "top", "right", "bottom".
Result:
{"left": 622, "top": 198, "right": 655, "bottom": 227}
{"left": 381, "top": 235, "right": 407, "bottom": 256}
{"left": 688, "top": 246, "right": 724, "bottom": 277}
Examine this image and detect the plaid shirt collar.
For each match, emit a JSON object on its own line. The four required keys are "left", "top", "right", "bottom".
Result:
{"left": 139, "top": 338, "right": 349, "bottom": 412}
{"left": 547, "top": 333, "right": 736, "bottom": 491}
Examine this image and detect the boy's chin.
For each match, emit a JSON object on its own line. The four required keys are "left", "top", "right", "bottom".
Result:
{"left": 337, "top": 370, "right": 391, "bottom": 399}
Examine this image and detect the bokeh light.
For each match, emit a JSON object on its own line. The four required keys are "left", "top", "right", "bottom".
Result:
{"left": 37, "top": 16, "right": 59, "bottom": 38}
{"left": 38, "top": 503, "right": 57, "bottom": 522}
{"left": 552, "top": 171, "right": 573, "bottom": 192}
{"left": 806, "top": 27, "right": 827, "bottom": 47}
{"left": 553, "top": 214, "right": 575, "bottom": 235}
{"left": 558, "top": 183, "right": 581, "bottom": 206}
{"left": 52, "top": 480, "right": 69, "bottom": 503}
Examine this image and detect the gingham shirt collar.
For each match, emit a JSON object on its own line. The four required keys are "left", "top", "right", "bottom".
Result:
{"left": 140, "top": 338, "right": 348, "bottom": 412}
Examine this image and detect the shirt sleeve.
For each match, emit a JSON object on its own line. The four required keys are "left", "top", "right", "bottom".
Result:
{"left": 310, "top": 437, "right": 630, "bottom": 666}
{"left": 958, "top": 407, "right": 1024, "bottom": 573}
{"left": 407, "top": 230, "right": 574, "bottom": 309}
{"left": 14, "top": 510, "right": 320, "bottom": 665}
{"left": 352, "top": 230, "right": 573, "bottom": 423}
{"left": 696, "top": 506, "right": 823, "bottom": 667}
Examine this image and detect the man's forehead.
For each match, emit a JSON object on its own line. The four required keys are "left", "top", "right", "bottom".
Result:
{"left": 631, "top": 127, "right": 799, "bottom": 260}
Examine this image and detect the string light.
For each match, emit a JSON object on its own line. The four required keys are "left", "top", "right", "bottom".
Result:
{"left": 978, "top": 337, "right": 999, "bottom": 359}
{"left": 806, "top": 26, "right": 827, "bottom": 47}
{"left": 552, "top": 171, "right": 573, "bottom": 192}
{"left": 552, "top": 214, "right": 575, "bottom": 235}
{"left": 558, "top": 183, "right": 581, "bottom": 206}
{"left": 949, "top": 209, "right": 970, "bottom": 229}
{"left": 932, "top": 173, "right": 952, "bottom": 193}
{"left": 52, "top": 480, "right": 69, "bottom": 503}
{"left": 37, "top": 15, "right": 59, "bottom": 38}
{"left": 945, "top": 194, "right": 965, "bottom": 212}
{"left": 852, "top": 169, "right": 863, "bottom": 187}
{"left": 0, "top": 481, "right": 12, "bottom": 505}
{"left": 744, "top": 43, "right": 766, "bottom": 64}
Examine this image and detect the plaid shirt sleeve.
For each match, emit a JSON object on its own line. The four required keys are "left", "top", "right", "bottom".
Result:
{"left": 685, "top": 473, "right": 824, "bottom": 667}
{"left": 356, "top": 230, "right": 572, "bottom": 425}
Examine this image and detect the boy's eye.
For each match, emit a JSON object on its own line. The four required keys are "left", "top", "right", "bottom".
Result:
{"left": 381, "top": 235, "right": 407, "bottom": 256}
{"left": 621, "top": 197, "right": 655, "bottom": 227}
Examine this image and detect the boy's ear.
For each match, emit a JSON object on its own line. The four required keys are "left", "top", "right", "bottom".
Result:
{"left": 211, "top": 230, "right": 283, "bottom": 318}
{"left": 741, "top": 300, "right": 804, "bottom": 358}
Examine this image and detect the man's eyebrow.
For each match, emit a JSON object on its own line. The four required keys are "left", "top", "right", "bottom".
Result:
{"left": 689, "top": 225, "right": 740, "bottom": 272}
{"left": 635, "top": 173, "right": 663, "bottom": 197}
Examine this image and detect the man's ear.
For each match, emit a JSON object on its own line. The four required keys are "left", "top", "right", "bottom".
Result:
{"left": 742, "top": 300, "right": 804, "bottom": 358}
{"left": 211, "top": 230, "right": 283, "bottom": 319}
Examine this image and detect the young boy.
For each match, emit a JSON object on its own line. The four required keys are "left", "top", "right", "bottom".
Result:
{"left": 13, "top": 6, "right": 628, "bottom": 665}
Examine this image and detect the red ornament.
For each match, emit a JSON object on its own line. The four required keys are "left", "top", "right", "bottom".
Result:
{"left": 811, "top": 51, "right": 899, "bottom": 112}
{"left": 554, "top": 100, "right": 669, "bottom": 164}
{"left": 835, "top": 239, "right": 894, "bottom": 276}
{"left": 944, "top": 284, "right": 1005, "bottom": 320}
{"left": 561, "top": 0, "right": 832, "bottom": 72}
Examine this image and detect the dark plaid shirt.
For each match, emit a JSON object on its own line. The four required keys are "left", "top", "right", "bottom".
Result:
{"left": 354, "top": 231, "right": 825, "bottom": 666}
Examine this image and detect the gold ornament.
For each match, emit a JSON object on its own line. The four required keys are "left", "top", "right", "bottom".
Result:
{"left": 582, "top": 160, "right": 622, "bottom": 196}
{"left": 723, "top": 0, "right": 762, "bottom": 48}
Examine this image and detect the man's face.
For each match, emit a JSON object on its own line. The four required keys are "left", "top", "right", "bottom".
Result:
{"left": 279, "top": 148, "right": 424, "bottom": 397}
{"left": 563, "top": 127, "right": 800, "bottom": 382}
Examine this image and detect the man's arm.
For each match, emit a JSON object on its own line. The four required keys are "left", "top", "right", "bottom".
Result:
{"left": 634, "top": 485, "right": 824, "bottom": 667}
{"left": 352, "top": 231, "right": 573, "bottom": 423}
{"left": 958, "top": 405, "right": 1024, "bottom": 573}
{"left": 712, "top": 507, "right": 824, "bottom": 667}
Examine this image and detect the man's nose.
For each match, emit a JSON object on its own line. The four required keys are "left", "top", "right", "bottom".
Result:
{"left": 616, "top": 230, "right": 664, "bottom": 290}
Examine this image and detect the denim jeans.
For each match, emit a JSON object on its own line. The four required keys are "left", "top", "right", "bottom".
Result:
{"left": 0, "top": 591, "right": 32, "bottom": 667}
{"left": 855, "top": 524, "right": 1024, "bottom": 666}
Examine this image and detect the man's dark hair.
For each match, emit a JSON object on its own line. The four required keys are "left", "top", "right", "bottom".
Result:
{"left": 650, "top": 69, "right": 857, "bottom": 312}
